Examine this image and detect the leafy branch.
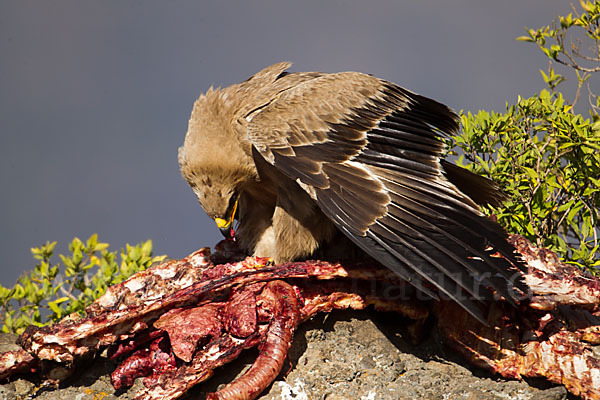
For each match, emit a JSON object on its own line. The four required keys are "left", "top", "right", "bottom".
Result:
{"left": 518, "top": 0, "right": 600, "bottom": 115}
{"left": 0, "top": 235, "right": 166, "bottom": 334}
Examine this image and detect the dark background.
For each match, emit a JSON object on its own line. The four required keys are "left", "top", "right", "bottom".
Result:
{"left": 0, "top": 1, "right": 573, "bottom": 286}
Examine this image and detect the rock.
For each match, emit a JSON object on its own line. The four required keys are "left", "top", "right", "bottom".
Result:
{"left": 0, "top": 310, "right": 569, "bottom": 400}
{"left": 261, "top": 310, "right": 568, "bottom": 400}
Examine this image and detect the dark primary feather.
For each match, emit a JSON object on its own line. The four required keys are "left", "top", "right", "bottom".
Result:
{"left": 248, "top": 72, "right": 526, "bottom": 323}
{"left": 441, "top": 160, "right": 508, "bottom": 208}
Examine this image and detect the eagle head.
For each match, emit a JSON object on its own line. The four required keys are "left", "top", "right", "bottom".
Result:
{"left": 179, "top": 145, "right": 257, "bottom": 238}
{"left": 178, "top": 88, "right": 261, "bottom": 238}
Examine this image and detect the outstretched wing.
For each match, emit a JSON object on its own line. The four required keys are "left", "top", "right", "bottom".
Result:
{"left": 246, "top": 71, "right": 526, "bottom": 321}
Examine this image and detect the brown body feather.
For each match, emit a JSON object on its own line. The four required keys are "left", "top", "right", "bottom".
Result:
{"left": 179, "top": 62, "right": 526, "bottom": 322}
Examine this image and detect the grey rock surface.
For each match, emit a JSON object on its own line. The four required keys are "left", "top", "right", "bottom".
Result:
{"left": 0, "top": 310, "right": 570, "bottom": 400}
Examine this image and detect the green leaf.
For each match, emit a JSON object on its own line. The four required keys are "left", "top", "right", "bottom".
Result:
{"left": 516, "top": 35, "right": 534, "bottom": 42}
{"left": 47, "top": 297, "right": 68, "bottom": 318}
{"left": 94, "top": 242, "right": 109, "bottom": 252}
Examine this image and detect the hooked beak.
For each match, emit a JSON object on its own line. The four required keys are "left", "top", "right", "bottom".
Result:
{"left": 215, "top": 198, "right": 238, "bottom": 239}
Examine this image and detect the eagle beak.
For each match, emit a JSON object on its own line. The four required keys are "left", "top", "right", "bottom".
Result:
{"left": 215, "top": 198, "right": 238, "bottom": 238}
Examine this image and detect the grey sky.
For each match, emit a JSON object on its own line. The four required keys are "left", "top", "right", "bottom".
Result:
{"left": 0, "top": 1, "right": 573, "bottom": 286}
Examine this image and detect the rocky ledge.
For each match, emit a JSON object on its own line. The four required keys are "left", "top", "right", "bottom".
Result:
{"left": 0, "top": 310, "right": 569, "bottom": 400}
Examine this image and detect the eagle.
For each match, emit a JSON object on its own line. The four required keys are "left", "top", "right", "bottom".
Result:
{"left": 178, "top": 62, "right": 527, "bottom": 321}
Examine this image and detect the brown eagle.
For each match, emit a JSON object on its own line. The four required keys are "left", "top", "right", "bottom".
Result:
{"left": 178, "top": 62, "right": 526, "bottom": 321}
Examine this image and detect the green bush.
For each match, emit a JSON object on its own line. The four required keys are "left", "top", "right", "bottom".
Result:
{"left": 0, "top": 235, "right": 166, "bottom": 334}
{"left": 453, "top": 91, "right": 600, "bottom": 270}
{"left": 451, "top": 0, "right": 600, "bottom": 271}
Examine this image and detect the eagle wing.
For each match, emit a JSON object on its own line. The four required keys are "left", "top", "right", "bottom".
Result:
{"left": 246, "top": 71, "right": 526, "bottom": 320}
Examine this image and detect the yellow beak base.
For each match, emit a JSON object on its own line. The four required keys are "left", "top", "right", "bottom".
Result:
{"left": 215, "top": 199, "right": 238, "bottom": 238}
{"left": 215, "top": 217, "right": 230, "bottom": 229}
